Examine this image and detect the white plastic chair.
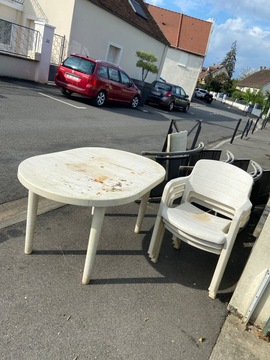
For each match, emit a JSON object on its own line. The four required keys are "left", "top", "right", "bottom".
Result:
{"left": 148, "top": 159, "right": 254, "bottom": 299}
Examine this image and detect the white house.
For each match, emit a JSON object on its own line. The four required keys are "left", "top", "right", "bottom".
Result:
{"left": 237, "top": 67, "right": 270, "bottom": 95}
{"left": 147, "top": 4, "right": 213, "bottom": 97}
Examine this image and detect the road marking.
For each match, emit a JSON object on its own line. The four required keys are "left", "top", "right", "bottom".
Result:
{"left": 38, "top": 92, "right": 87, "bottom": 109}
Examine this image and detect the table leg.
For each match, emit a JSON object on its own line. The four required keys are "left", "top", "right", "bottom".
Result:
{"left": 82, "top": 206, "right": 106, "bottom": 284}
{"left": 134, "top": 191, "right": 150, "bottom": 234}
{"left": 25, "top": 191, "right": 39, "bottom": 254}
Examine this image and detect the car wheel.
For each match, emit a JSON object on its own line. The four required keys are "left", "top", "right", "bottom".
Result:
{"left": 168, "top": 102, "right": 174, "bottom": 112}
{"left": 60, "top": 88, "right": 73, "bottom": 97}
{"left": 94, "top": 91, "right": 106, "bottom": 107}
{"left": 131, "top": 95, "right": 140, "bottom": 109}
{"left": 183, "top": 103, "right": 190, "bottom": 112}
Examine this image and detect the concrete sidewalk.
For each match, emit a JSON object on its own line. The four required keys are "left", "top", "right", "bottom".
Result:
{"left": 1, "top": 122, "right": 270, "bottom": 359}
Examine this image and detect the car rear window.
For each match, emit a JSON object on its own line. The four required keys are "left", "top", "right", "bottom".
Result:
{"left": 154, "top": 82, "right": 171, "bottom": 91}
{"left": 63, "top": 56, "right": 95, "bottom": 75}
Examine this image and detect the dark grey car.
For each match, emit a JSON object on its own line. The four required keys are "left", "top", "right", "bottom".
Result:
{"left": 146, "top": 80, "right": 190, "bottom": 112}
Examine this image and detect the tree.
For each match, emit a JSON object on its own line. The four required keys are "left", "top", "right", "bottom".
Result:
{"left": 243, "top": 89, "right": 265, "bottom": 108}
{"left": 231, "top": 88, "right": 266, "bottom": 108}
{"left": 136, "top": 50, "right": 158, "bottom": 81}
{"left": 238, "top": 67, "right": 256, "bottom": 80}
{"left": 205, "top": 73, "right": 231, "bottom": 93}
{"left": 221, "top": 41, "right": 237, "bottom": 78}
{"left": 262, "top": 91, "right": 270, "bottom": 116}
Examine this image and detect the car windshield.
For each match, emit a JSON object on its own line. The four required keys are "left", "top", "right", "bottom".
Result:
{"left": 63, "top": 56, "right": 95, "bottom": 75}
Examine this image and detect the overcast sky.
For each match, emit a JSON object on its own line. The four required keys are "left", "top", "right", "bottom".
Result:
{"left": 146, "top": 0, "right": 270, "bottom": 78}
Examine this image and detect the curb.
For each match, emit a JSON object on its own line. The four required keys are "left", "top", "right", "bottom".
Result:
{"left": 0, "top": 197, "right": 65, "bottom": 230}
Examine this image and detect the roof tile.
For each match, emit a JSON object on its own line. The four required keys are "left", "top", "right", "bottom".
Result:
{"left": 237, "top": 69, "right": 270, "bottom": 88}
{"left": 146, "top": 4, "right": 212, "bottom": 56}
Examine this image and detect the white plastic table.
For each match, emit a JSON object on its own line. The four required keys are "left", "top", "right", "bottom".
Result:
{"left": 17, "top": 147, "right": 165, "bottom": 284}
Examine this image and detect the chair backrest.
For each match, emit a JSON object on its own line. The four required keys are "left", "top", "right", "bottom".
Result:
{"left": 142, "top": 142, "right": 204, "bottom": 200}
{"left": 183, "top": 160, "right": 254, "bottom": 218}
{"left": 231, "top": 158, "right": 250, "bottom": 171}
{"left": 155, "top": 154, "right": 190, "bottom": 180}
{"left": 250, "top": 169, "right": 270, "bottom": 206}
{"left": 189, "top": 149, "right": 222, "bottom": 166}
{"left": 166, "top": 131, "right": 188, "bottom": 152}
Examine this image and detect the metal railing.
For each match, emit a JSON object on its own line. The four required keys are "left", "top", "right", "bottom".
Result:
{"left": 51, "top": 33, "right": 68, "bottom": 65}
{"left": 0, "top": 18, "right": 41, "bottom": 59}
{"left": 12, "top": 0, "right": 24, "bottom": 4}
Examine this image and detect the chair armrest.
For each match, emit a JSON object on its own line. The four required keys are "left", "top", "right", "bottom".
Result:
{"left": 223, "top": 150, "right": 234, "bottom": 163}
{"left": 249, "top": 160, "right": 263, "bottom": 181}
{"left": 229, "top": 199, "right": 253, "bottom": 232}
{"left": 141, "top": 142, "right": 204, "bottom": 157}
{"left": 179, "top": 165, "right": 194, "bottom": 172}
{"left": 161, "top": 176, "right": 189, "bottom": 206}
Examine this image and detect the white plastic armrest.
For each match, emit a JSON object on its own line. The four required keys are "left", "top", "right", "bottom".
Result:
{"left": 162, "top": 176, "right": 189, "bottom": 205}
{"left": 249, "top": 160, "right": 263, "bottom": 181}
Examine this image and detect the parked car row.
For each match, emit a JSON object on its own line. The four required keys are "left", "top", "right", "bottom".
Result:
{"left": 55, "top": 54, "right": 191, "bottom": 112}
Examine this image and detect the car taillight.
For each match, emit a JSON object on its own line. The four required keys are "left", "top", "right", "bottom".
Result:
{"left": 165, "top": 91, "right": 172, "bottom": 97}
{"left": 88, "top": 76, "right": 97, "bottom": 86}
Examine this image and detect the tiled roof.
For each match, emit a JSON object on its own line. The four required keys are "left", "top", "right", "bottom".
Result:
{"left": 146, "top": 4, "right": 212, "bottom": 56}
{"left": 237, "top": 69, "right": 270, "bottom": 88}
{"left": 207, "top": 65, "right": 225, "bottom": 72}
{"left": 199, "top": 65, "right": 227, "bottom": 79}
{"left": 88, "top": 0, "right": 169, "bottom": 45}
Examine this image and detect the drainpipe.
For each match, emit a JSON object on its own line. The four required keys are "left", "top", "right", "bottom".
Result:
{"left": 262, "top": 317, "right": 270, "bottom": 336}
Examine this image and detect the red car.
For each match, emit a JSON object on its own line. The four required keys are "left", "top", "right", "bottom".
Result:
{"left": 55, "top": 54, "right": 141, "bottom": 108}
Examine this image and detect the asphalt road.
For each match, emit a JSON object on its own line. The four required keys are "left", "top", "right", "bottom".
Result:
{"left": 0, "top": 77, "right": 249, "bottom": 204}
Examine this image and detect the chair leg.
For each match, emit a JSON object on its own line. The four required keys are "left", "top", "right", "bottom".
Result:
{"left": 148, "top": 215, "right": 165, "bottom": 263}
{"left": 208, "top": 248, "right": 231, "bottom": 299}
{"left": 172, "top": 235, "right": 181, "bottom": 249}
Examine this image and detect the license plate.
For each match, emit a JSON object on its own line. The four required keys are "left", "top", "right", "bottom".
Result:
{"left": 66, "top": 73, "right": 80, "bottom": 81}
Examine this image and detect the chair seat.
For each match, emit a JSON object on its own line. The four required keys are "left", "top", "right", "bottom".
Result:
{"left": 162, "top": 202, "right": 231, "bottom": 246}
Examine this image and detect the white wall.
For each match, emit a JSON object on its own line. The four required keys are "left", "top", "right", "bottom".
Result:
{"left": 0, "top": 22, "right": 54, "bottom": 83}
{"left": 0, "top": 53, "right": 37, "bottom": 80}
{"left": 0, "top": 0, "right": 23, "bottom": 23}
{"left": 23, "top": 0, "right": 75, "bottom": 37}
{"left": 160, "top": 47, "right": 203, "bottom": 98}
{"left": 229, "top": 209, "right": 270, "bottom": 328}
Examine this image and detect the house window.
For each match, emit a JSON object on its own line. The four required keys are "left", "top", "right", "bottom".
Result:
{"left": 128, "top": 0, "right": 147, "bottom": 20}
{"left": 106, "top": 44, "right": 122, "bottom": 65}
{"left": 0, "top": 19, "right": 12, "bottom": 45}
